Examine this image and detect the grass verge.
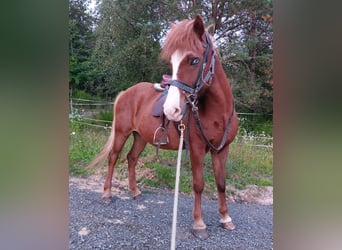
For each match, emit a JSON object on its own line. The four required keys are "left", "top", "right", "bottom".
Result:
{"left": 70, "top": 122, "right": 272, "bottom": 197}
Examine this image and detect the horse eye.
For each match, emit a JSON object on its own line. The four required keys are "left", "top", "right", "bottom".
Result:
{"left": 190, "top": 57, "right": 200, "bottom": 65}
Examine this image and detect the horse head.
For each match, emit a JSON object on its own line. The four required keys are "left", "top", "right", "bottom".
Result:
{"left": 161, "top": 14, "right": 215, "bottom": 121}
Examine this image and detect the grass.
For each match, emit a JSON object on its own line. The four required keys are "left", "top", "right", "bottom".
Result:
{"left": 227, "top": 142, "right": 273, "bottom": 189}
{"left": 138, "top": 159, "right": 193, "bottom": 194}
{"left": 69, "top": 113, "right": 273, "bottom": 195}
{"left": 69, "top": 112, "right": 112, "bottom": 176}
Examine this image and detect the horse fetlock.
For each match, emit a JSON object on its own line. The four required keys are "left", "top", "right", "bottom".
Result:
{"left": 193, "top": 219, "right": 206, "bottom": 230}
{"left": 102, "top": 188, "right": 111, "bottom": 199}
{"left": 219, "top": 215, "right": 232, "bottom": 223}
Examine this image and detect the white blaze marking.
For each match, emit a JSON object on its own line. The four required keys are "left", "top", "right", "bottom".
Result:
{"left": 163, "top": 50, "right": 186, "bottom": 121}
{"left": 171, "top": 50, "right": 183, "bottom": 80}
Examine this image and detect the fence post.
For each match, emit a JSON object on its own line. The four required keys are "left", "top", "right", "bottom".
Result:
{"left": 70, "top": 88, "right": 73, "bottom": 114}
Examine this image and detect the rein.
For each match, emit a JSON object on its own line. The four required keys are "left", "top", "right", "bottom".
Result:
{"left": 168, "top": 32, "right": 234, "bottom": 152}
{"left": 187, "top": 97, "right": 235, "bottom": 152}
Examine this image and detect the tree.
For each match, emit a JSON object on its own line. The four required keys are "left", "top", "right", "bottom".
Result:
{"left": 210, "top": 0, "right": 273, "bottom": 115}
{"left": 154, "top": 0, "right": 273, "bottom": 115}
{"left": 69, "top": 0, "right": 273, "bottom": 115}
{"left": 92, "top": 0, "right": 169, "bottom": 98}
{"left": 69, "top": 0, "right": 97, "bottom": 95}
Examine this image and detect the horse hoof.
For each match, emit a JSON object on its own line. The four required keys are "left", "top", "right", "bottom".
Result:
{"left": 133, "top": 193, "right": 143, "bottom": 200}
{"left": 101, "top": 196, "right": 113, "bottom": 204}
{"left": 192, "top": 228, "right": 209, "bottom": 240}
{"left": 221, "top": 221, "right": 236, "bottom": 230}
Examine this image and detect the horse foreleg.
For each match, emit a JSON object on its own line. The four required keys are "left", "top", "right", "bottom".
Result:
{"left": 211, "top": 146, "right": 236, "bottom": 230}
{"left": 127, "top": 132, "right": 147, "bottom": 199}
{"left": 102, "top": 133, "right": 130, "bottom": 201}
{"left": 190, "top": 152, "right": 208, "bottom": 239}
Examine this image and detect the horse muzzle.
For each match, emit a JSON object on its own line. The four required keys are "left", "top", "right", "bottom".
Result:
{"left": 163, "top": 105, "right": 183, "bottom": 121}
{"left": 163, "top": 85, "right": 185, "bottom": 121}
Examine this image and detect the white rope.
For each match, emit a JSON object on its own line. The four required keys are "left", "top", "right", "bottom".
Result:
{"left": 72, "top": 103, "right": 114, "bottom": 106}
{"left": 70, "top": 120, "right": 111, "bottom": 129}
{"left": 82, "top": 117, "right": 112, "bottom": 123}
{"left": 171, "top": 121, "right": 185, "bottom": 250}
{"left": 70, "top": 98, "right": 99, "bottom": 102}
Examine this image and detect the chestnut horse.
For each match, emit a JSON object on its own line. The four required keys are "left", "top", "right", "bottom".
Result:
{"left": 88, "top": 14, "right": 238, "bottom": 239}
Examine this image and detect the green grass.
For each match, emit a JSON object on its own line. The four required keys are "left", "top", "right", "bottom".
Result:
{"left": 69, "top": 117, "right": 273, "bottom": 194}
{"left": 227, "top": 141, "right": 272, "bottom": 187}
{"left": 138, "top": 160, "right": 193, "bottom": 194}
{"left": 69, "top": 124, "right": 111, "bottom": 176}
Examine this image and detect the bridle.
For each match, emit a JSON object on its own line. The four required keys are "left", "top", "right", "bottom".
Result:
{"left": 167, "top": 32, "right": 234, "bottom": 152}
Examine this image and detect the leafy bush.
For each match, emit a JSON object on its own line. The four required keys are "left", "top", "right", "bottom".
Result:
{"left": 72, "top": 89, "right": 93, "bottom": 100}
{"left": 96, "top": 110, "right": 113, "bottom": 122}
{"left": 238, "top": 114, "right": 273, "bottom": 136}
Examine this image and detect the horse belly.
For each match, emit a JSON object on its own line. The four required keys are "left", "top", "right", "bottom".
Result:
{"left": 136, "top": 115, "right": 180, "bottom": 151}
{"left": 123, "top": 83, "right": 180, "bottom": 150}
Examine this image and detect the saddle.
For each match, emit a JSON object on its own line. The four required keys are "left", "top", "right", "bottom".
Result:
{"left": 152, "top": 74, "right": 172, "bottom": 117}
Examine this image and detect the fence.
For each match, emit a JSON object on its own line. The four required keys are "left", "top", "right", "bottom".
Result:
{"left": 69, "top": 98, "right": 273, "bottom": 149}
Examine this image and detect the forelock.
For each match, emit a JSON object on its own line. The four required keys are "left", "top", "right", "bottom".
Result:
{"left": 161, "top": 19, "right": 204, "bottom": 62}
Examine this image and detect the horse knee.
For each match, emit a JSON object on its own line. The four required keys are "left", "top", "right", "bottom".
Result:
{"left": 216, "top": 181, "right": 226, "bottom": 193}
{"left": 193, "top": 182, "right": 204, "bottom": 194}
{"left": 214, "top": 173, "right": 226, "bottom": 193}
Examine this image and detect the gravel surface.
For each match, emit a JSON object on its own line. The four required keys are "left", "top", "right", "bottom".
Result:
{"left": 69, "top": 179, "right": 273, "bottom": 249}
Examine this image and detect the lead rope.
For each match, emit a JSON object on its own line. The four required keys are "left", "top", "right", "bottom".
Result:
{"left": 171, "top": 120, "right": 185, "bottom": 250}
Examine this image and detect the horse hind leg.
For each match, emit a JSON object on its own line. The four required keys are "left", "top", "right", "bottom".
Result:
{"left": 102, "top": 132, "right": 130, "bottom": 202}
{"left": 127, "top": 132, "right": 147, "bottom": 199}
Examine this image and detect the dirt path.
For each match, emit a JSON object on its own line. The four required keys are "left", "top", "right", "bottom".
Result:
{"left": 69, "top": 176, "right": 273, "bottom": 249}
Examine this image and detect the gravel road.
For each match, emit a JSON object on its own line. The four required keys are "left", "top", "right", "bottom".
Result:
{"left": 69, "top": 178, "right": 273, "bottom": 249}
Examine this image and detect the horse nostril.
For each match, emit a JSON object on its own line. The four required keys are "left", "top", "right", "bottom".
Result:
{"left": 174, "top": 107, "right": 181, "bottom": 115}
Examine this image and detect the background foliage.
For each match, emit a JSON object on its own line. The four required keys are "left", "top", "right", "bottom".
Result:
{"left": 69, "top": 0, "right": 273, "bottom": 115}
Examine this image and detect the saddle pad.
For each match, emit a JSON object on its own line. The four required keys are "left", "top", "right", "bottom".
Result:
{"left": 152, "top": 89, "right": 168, "bottom": 117}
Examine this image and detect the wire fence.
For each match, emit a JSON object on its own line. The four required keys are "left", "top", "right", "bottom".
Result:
{"left": 69, "top": 98, "right": 273, "bottom": 149}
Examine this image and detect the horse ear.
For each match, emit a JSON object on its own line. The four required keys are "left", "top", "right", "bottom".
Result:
{"left": 193, "top": 14, "right": 205, "bottom": 41}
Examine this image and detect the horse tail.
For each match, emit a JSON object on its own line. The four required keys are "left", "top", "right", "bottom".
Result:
{"left": 86, "top": 92, "right": 123, "bottom": 169}
{"left": 86, "top": 123, "right": 115, "bottom": 169}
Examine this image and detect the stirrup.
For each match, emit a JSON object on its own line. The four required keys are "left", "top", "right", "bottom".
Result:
{"left": 153, "top": 126, "right": 169, "bottom": 145}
